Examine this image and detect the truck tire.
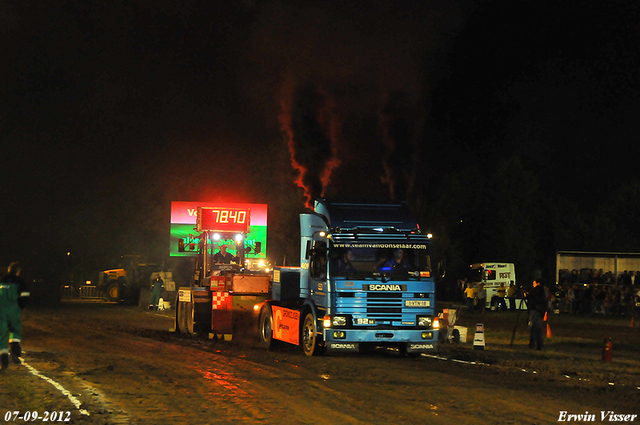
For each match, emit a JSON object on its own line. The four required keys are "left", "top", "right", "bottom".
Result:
{"left": 175, "top": 301, "right": 185, "bottom": 333}
{"left": 105, "top": 282, "right": 119, "bottom": 302}
{"left": 302, "top": 312, "right": 324, "bottom": 356}
{"left": 490, "top": 296, "right": 499, "bottom": 311}
{"left": 176, "top": 301, "right": 193, "bottom": 334}
{"left": 185, "top": 302, "right": 195, "bottom": 335}
{"left": 259, "top": 307, "right": 273, "bottom": 350}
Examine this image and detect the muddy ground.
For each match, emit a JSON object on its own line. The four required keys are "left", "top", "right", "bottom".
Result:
{"left": 0, "top": 302, "right": 638, "bottom": 424}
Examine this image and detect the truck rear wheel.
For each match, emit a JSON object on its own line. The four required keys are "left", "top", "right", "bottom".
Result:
{"left": 175, "top": 301, "right": 186, "bottom": 333}
{"left": 175, "top": 301, "right": 194, "bottom": 334}
{"left": 185, "top": 302, "right": 195, "bottom": 335}
{"left": 302, "top": 312, "right": 324, "bottom": 356}
{"left": 259, "top": 307, "right": 273, "bottom": 350}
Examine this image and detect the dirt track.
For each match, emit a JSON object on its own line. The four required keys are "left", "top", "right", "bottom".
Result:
{"left": 1, "top": 302, "right": 638, "bottom": 424}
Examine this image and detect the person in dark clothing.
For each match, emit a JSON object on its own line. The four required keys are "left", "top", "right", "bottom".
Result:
{"left": 526, "top": 279, "right": 546, "bottom": 350}
{"left": 0, "top": 262, "right": 30, "bottom": 370}
{"left": 507, "top": 282, "right": 517, "bottom": 311}
{"left": 583, "top": 285, "right": 593, "bottom": 315}
{"left": 381, "top": 249, "right": 410, "bottom": 272}
{"left": 213, "top": 246, "right": 238, "bottom": 264}
{"left": 333, "top": 250, "right": 356, "bottom": 274}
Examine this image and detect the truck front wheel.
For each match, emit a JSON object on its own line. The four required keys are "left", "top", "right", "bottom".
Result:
{"left": 302, "top": 312, "right": 324, "bottom": 356}
{"left": 259, "top": 307, "right": 273, "bottom": 350}
{"left": 105, "top": 282, "right": 119, "bottom": 302}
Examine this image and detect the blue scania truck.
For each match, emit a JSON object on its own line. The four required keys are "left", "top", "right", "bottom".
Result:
{"left": 259, "top": 199, "right": 440, "bottom": 356}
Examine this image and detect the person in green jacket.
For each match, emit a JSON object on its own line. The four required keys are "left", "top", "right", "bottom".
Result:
{"left": 0, "top": 262, "right": 30, "bottom": 370}
{"left": 148, "top": 273, "right": 164, "bottom": 310}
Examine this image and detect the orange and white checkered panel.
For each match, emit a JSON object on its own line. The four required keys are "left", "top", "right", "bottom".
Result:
{"left": 212, "top": 291, "right": 232, "bottom": 310}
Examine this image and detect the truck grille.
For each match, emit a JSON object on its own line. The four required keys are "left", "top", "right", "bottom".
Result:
{"left": 337, "top": 292, "right": 406, "bottom": 321}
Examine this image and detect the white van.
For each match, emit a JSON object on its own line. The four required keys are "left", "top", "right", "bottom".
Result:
{"left": 469, "top": 263, "right": 525, "bottom": 310}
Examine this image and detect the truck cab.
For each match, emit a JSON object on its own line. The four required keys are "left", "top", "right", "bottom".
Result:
{"left": 469, "top": 263, "right": 523, "bottom": 310}
{"left": 267, "top": 199, "right": 440, "bottom": 356}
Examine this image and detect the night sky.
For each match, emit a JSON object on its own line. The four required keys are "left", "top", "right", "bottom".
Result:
{"left": 3, "top": 1, "right": 640, "bottom": 284}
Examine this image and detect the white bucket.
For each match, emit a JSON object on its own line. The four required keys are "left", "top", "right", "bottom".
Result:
{"left": 454, "top": 326, "right": 468, "bottom": 343}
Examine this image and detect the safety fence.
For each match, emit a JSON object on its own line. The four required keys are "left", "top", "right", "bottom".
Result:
{"left": 79, "top": 285, "right": 104, "bottom": 299}
{"left": 60, "top": 285, "right": 105, "bottom": 299}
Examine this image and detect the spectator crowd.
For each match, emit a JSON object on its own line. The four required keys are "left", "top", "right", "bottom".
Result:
{"left": 457, "top": 268, "right": 640, "bottom": 317}
{"left": 553, "top": 268, "right": 640, "bottom": 316}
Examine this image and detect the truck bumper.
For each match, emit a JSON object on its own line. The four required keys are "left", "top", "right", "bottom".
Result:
{"left": 324, "top": 329, "right": 438, "bottom": 352}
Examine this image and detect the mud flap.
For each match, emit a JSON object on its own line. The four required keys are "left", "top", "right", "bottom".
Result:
{"left": 211, "top": 291, "right": 233, "bottom": 334}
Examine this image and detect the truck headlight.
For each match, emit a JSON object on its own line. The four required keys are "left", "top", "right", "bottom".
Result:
{"left": 332, "top": 316, "right": 347, "bottom": 327}
{"left": 418, "top": 316, "right": 433, "bottom": 327}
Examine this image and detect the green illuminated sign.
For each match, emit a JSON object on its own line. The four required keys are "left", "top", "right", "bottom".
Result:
{"left": 170, "top": 202, "right": 267, "bottom": 258}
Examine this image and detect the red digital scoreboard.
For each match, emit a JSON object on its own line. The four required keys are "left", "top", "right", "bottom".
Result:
{"left": 196, "top": 207, "right": 251, "bottom": 233}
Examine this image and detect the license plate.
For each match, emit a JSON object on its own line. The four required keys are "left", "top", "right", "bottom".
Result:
{"left": 405, "top": 300, "right": 430, "bottom": 307}
{"left": 354, "top": 318, "right": 375, "bottom": 325}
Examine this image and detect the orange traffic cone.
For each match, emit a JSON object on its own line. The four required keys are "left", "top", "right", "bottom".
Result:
{"left": 544, "top": 311, "right": 552, "bottom": 337}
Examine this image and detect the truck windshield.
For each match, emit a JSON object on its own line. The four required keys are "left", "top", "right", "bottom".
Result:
{"left": 330, "top": 241, "right": 431, "bottom": 278}
{"left": 468, "top": 267, "right": 484, "bottom": 284}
